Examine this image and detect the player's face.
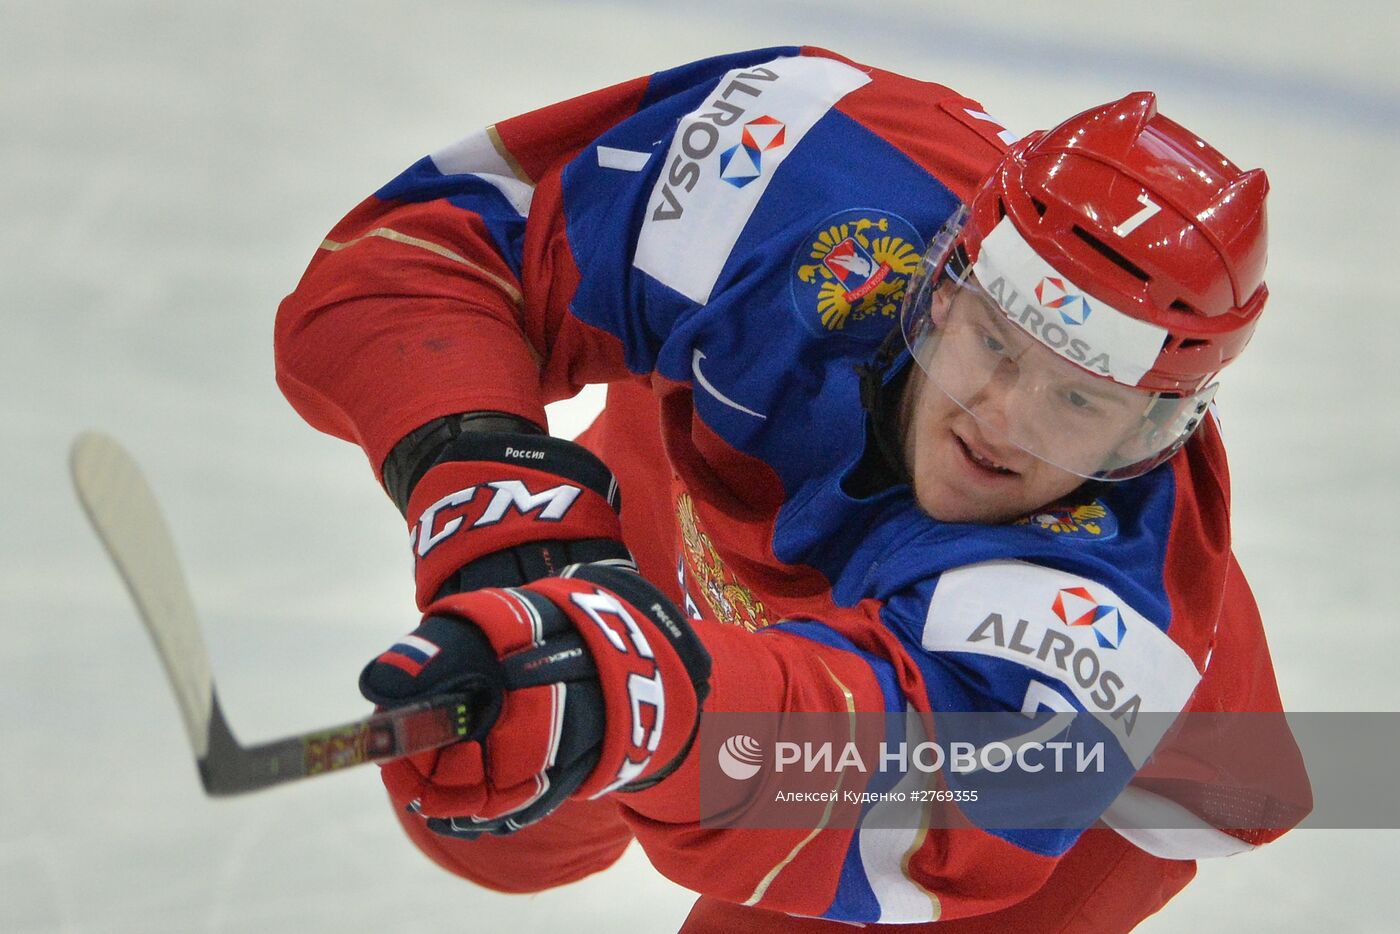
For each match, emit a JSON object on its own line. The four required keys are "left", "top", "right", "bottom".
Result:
{"left": 901, "top": 367, "right": 1092, "bottom": 524}
{"left": 900, "top": 289, "right": 1147, "bottom": 524}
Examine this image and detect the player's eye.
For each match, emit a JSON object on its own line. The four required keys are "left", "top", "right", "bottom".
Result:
{"left": 978, "top": 329, "right": 1007, "bottom": 356}
{"left": 1061, "top": 389, "right": 1099, "bottom": 415}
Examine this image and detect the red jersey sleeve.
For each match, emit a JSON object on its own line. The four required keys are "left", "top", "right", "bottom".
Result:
{"left": 274, "top": 76, "right": 651, "bottom": 476}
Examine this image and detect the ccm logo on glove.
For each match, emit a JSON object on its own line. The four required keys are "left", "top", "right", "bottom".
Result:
{"left": 411, "top": 480, "right": 582, "bottom": 557}
{"left": 568, "top": 586, "right": 667, "bottom": 792}
{"left": 403, "top": 432, "right": 628, "bottom": 607}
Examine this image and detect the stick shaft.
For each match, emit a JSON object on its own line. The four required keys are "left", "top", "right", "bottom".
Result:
{"left": 200, "top": 692, "right": 470, "bottom": 795}
{"left": 70, "top": 431, "right": 470, "bottom": 796}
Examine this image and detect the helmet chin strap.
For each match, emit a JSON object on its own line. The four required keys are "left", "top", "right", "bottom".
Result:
{"left": 856, "top": 328, "right": 915, "bottom": 486}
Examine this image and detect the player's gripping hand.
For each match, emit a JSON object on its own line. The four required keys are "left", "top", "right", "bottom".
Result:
{"left": 359, "top": 564, "right": 711, "bottom": 837}
{"left": 405, "top": 431, "right": 632, "bottom": 606}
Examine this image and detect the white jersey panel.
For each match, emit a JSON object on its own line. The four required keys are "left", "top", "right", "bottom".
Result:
{"left": 1102, "top": 786, "right": 1257, "bottom": 859}
{"left": 854, "top": 713, "right": 943, "bottom": 923}
{"left": 430, "top": 127, "right": 535, "bottom": 217}
{"left": 921, "top": 560, "right": 1201, "bottom": 768}
{"left": 635, "top": 55, "right": 870, "bottom": 305}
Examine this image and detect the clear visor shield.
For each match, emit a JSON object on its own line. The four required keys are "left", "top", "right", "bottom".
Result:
{"left": 899, "top": 211, "right": 1215, "bottom": 480}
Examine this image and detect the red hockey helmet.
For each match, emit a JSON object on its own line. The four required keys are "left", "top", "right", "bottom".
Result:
{"left": 900, "top": 92, "right": 1270, "bottom": 479}
{"left": 971, "top": 90, "right": 1268, "bottom": 394}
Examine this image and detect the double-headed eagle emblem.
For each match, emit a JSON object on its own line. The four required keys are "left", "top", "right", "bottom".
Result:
{"left": 796, "top": 216, "right": 921, "bottom": 332}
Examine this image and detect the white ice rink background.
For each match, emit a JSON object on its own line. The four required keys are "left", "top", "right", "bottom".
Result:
{"left": 3, "top": 1, "right": 1397, "bottom": 931}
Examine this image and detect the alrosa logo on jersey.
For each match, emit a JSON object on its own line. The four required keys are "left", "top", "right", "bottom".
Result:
{"left": 635, "top": 55, "right": 871, "bottom": 306}
{"left": 922, "top": 560, "right": 1201, "bottom": 768}
{"left": 719, "top": 116, "right": 786, "bottom": 188}
{"left": 966, "top": 605, "right": 1139, "bottom": 731}
{"left": 651, "top": 67, "right": 781, "bottom": 220}
{"left": 1051, "top": 586, "right": 1127, "bottom": 649}
{"left": 410, "top": 480, "right": 582, "bottom": 558}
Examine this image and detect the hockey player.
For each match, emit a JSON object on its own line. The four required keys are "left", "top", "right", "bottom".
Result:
{"left": 275, "top": 47, "right": 1304, "bottom": 932}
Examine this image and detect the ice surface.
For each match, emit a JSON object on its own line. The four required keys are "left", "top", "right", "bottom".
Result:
{"left": 3, "top": 1, "right": 1396, "bottom": 930}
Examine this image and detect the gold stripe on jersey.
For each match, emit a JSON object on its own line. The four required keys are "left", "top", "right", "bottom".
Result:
{"left": 899, "top": 773, "right": 942, "bottom": 921}
{"left": 319, "top": 227, "right": 524, "bottom": 307}
{"left": 742, "top": 657, "right": 858, "bottom": 908}
{"left": 487, "top": 124, "right": 534, "bottom": 186}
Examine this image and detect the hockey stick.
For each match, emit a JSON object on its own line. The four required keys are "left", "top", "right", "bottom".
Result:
{"left": 69, "top": 431, "right": 472, "bottom": 796}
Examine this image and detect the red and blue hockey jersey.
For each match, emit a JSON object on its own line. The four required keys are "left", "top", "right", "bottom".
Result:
{"left": 276, "top": 46, "right": 1303, "bottom": 932}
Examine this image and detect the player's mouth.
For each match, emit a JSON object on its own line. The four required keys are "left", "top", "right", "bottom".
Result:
{"left": 953, "top": 431, "right": 1020, "bottom": 479}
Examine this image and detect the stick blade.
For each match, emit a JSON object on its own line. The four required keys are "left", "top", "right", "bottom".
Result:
{"left": 70, "top": 431, "right": 214, "bottom": 758}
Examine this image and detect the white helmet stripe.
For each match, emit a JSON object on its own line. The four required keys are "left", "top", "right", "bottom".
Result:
{"left": 973, "top": 217, "right": 1168, "bottom": 386}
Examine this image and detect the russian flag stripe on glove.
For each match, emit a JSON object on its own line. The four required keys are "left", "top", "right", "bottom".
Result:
{"left": 376, "top": 634, "right": 443, "bottom": 677}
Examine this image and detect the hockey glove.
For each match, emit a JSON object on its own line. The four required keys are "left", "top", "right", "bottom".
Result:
{"left": 359, "top": 564, "right": 711, "bottom": 837}
{"left": 405, "top": 431, "right": 631, "bottom": 606}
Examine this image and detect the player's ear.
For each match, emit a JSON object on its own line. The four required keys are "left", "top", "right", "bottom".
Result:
{"left": 925, "top": 282, "right": 953, "bottom": 330}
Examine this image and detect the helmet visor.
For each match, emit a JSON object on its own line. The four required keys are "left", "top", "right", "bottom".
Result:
{"left": 899, "top": 210, "right": 1214, "bottom": 481}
